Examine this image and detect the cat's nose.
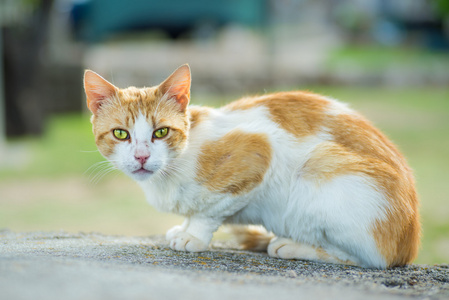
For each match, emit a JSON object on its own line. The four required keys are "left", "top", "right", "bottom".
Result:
{"left": 135, "top": 154, "right": 150, "bottom": 165}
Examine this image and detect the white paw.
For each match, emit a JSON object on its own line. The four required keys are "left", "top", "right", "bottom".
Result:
{"left": 169, "top": 232, "right": 208, "bottom": 252}
{"left": 166, "top": 225, "right": 185, "bottom": 241}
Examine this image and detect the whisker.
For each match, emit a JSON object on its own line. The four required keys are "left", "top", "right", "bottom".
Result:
{"left": 84, "top": 159, "right": 120, "bottom": 185}
{"left": 89, "top": 166, "right": 113, "bottom": 183}
{"left": 159, "top": 170, "right": 169, "bottom": 181}
{"left": 84, "top": 160, "right": 113, "bottom": 176}
{"left": 90, "top": 166, "right": 118, "bottom": 185}
{"left": 108, "top": 170, "right": 124, "bottom": 181}
{"left": 160, "top": 159, "right": 196, "bottom": 182}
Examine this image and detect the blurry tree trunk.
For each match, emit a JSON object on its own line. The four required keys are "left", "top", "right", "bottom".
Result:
{"left": 3, "top": 0, "right": 54, "bottom": 137}
{"left": 0, "top": 29, "right": 5, "bottom": 144}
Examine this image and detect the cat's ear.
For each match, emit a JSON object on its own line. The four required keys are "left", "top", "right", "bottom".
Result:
{"left": 84, "top": 70, "right": 118, "bottom": 115}
{"left": 158, "top": 64, "right": 191, "bottom": 112}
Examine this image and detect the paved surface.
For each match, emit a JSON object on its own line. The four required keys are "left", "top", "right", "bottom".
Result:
{"left": 1, "top": 230, "right": 448, "bottom": 300}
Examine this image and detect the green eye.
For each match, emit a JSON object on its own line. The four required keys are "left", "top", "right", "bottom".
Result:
{"left": 113, "top": 129, "right": 129, "bottom": 140}
{"left": 153, "top": 127, "right": 169, "bottom": 139}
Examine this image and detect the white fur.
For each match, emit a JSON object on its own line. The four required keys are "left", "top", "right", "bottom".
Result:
{"left": 111, "top": 104, "right": 389, "bottom": 268}
{"left": 324, "top": 97, "right": 354, "bottom": 116}
{"left": 110, "top": 113, "right": 169, "bottom": 181}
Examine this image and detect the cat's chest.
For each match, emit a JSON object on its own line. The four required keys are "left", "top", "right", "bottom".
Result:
{"left": 139, "top": 179, "right": 197, "bottom": 214}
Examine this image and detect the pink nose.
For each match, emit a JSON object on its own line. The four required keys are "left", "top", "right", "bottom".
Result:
{"left": 135, "top": 154, "right": 149, "bottom": 165}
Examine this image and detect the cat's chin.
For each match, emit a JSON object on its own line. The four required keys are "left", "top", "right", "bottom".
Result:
{"left": 130, "top": 168, "right": 154, "bottom": 181}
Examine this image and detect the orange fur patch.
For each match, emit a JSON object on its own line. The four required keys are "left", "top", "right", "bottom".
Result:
{"left": 196, "top": 130, "right": 272, "bottom": 195}
{"left": 327, "top": 114, "right": 406, "bottom": 172}
{"left": 231, "top": 225, "right": 274, "bottom": 251}
{"left": 188, "top": 106, "right": 212, "bottom": 130}
{"left": 302, "top": 142, "right": 371, "bottom": 181}
{"left": 225, "top": 91, "right": 330, "bottom": 137}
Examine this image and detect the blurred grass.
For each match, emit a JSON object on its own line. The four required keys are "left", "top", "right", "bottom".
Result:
{"left": 326, "top": 46, "right": 449, "bottom": 73}
{"left": 0, "top": 86, "right": 448, "bottom": 264}
{"left": 0, "top": 114, "right": 103, "bottom": 179}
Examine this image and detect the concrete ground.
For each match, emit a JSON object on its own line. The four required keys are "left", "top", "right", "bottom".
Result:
{"left": 1, "top": 231, "right": 449, "bottom": 300}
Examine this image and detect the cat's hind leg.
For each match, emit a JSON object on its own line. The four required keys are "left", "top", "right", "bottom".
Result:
{"left": 232, "top": 226, "right": 356, "bottom": 265}
{"left": 268, "top": 237, "right": 356, "bottom": 266}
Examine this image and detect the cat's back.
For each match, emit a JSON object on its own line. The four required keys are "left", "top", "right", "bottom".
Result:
{"left": 222, "top": 91, "right": 407, "bottom": 168}
{"left": 223, "top": 91, "right": 333, "bottom": 138}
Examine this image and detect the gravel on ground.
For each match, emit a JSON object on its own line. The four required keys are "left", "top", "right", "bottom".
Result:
{"left": 1, "top": 230, "right": 448, "bottom": 300}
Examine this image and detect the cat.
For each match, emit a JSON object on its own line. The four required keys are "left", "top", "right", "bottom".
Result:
{"left": 84, "top": 64, "right": 420, "bottom": 269}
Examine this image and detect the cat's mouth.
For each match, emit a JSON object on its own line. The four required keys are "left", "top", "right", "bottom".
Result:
{"left": 132, "top": 168, "right": 154, "bottom": 176}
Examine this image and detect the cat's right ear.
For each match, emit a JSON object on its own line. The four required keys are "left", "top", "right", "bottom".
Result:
{"left": 84, "top": 70, "right": 118, "bottom": 115}
{"left": 158, "top": 64, "right": 191, "bottom": 112}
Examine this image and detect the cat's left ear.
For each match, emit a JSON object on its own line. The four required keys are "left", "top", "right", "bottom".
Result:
{"left": 159, "top": 64, "right": 191, "bottom": 112}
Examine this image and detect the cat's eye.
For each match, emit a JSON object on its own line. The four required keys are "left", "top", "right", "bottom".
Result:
{"left": 113, "top": 129, "right": 130, "bottom": 140}
{"left": 153, "top": 127, "right": 169, "bottom": 139}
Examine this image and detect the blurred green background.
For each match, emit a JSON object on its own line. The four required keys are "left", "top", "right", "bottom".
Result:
{"left": 0, "top": 0, "right": 448, "bottom": 265}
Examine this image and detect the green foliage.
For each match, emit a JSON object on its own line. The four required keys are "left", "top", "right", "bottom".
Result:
{"left": 436, "top": 0, "right": 449, "bottom": 17}
{"left": 1, "top": 114, "right": 103, "bottom": 179}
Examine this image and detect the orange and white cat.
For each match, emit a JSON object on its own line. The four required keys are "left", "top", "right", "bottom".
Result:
{"left": 84, "top": 64, "right": 420, "bottom": 269}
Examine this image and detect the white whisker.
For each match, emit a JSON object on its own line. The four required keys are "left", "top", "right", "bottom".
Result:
{"left": 84, "top": 160, "right": 113, "bottom": 175}
{"left": 90, "top": 166, "right": 118, "bottom": 185}
{"left": 85, "top": 160, "right": 120, "bottom": 185}
{"left": 157, "top": 157, "right": 196, "bottom": 183}
{"left": 80, "top": 150, "right": 100, "bottom": 153}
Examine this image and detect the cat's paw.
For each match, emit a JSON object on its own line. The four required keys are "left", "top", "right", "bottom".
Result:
{"left": 268, "top": 237, "right": 292, "bottom": 258}
{"left": 169, "top": 232, "right": 208, "bottom": 252}
{"left": 166, "top": 225, "right": 185, "bottom": 241}
{"left": 268, "top": 237, "right": 322, "bottom": 260}
{"left": 267, "top": 237, "right": 305, "bottom": 259}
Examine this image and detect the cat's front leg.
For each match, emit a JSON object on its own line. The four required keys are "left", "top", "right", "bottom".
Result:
{"left": 166, "top": 219, "right": 189, "bottom": 240}
{"left": 168, "top": 217, "right": 222, "bottom": 252}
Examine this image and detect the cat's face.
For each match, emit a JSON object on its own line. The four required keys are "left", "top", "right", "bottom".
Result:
{"left": 84, "top": 65, "right": 191, "bottom": 181}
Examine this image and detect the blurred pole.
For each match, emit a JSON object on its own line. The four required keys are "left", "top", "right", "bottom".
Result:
{"left": 0, "top": 28, "right": 5, "bottom": 146}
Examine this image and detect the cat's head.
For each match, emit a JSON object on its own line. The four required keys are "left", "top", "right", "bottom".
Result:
{"left": 84, "top": 65, "right": 191, "bottom": 181}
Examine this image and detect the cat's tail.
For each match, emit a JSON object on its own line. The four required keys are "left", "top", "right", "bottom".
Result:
{"left": 229, "top": 225, "right": 274, "bottom": 251}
